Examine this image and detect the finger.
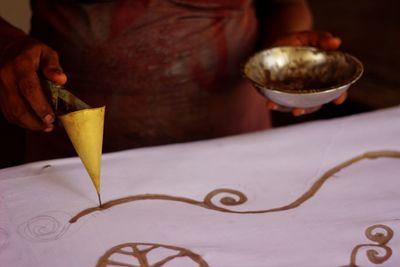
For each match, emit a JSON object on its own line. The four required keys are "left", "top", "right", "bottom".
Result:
{"left": 292, "top": 108, "right": 306, "bottom": 116}
{"left": 295, "top": 31, "right": 326, "bottom": 46}
{"left": 14, "top": 63, "right": 55, "bottom": 125}
{"left": 274, "top": 35, "right": 303, "bottom": 46}
{"left": 0, "top": 67, "right": 40, "bottom": 130}
{"left": 2, "top": 92, "right": 51, "bottom": 131}
{"left": 265, "top": 100, "right": 292, "bottom": 112}
{"left": 275, "top": 31, "right": 341, "bottom": 50}
{"left": 266, "top": 100, "right": 279, "bottom": 110}
{"left": 296, "top": 31, "right": 338, "bottom": 48}
{"left": 18, "top": 109, "right": 54, "bottom": 132}
{"left": 40, "top": 47, "right": 67, "bottom": 85}
{"left": 305, "top": 31, "right": 340, "bottom": 50}
{"left": 282, "top": 31, "right": 329, "bottom": 47}
{"left": 333, "top": 92, "right": 347, "bottom": 105}
{"left": 319, "top": 36, "right": 341, "bottom": 50}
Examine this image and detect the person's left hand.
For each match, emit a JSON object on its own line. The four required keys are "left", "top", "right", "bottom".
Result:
{"left": 266, "top": 31, "right": 346, "bottom": 116}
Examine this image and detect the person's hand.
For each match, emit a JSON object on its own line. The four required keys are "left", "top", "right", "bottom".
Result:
{"left": 0, "top": 37, "right": 67, "bottom": 132}
{"left": 266, "top": 31, "right": 346, "bottom": 116}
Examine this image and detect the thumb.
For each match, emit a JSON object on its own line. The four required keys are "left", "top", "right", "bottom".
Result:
{"left": 40, "top": 46, "right": 67, "bottom": 85}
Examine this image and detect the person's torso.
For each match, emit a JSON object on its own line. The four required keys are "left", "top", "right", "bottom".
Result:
{"left": 27, "top": 0, "right": 270, "bottom": 161}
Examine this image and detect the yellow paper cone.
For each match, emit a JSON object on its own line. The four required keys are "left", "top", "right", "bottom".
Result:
{"left": 59, "top": 106, "right": 105, "bottom": 194}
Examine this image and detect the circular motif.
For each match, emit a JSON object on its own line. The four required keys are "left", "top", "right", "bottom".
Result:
{"left": 17, "top": 211, "right": 71, "bottom": 242}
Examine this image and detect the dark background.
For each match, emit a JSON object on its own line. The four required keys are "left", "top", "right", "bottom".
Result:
{"left": 273, "top": 0, "right": 400, "bottom": 126}
{"left": 1, "top": 0, "right": 399, "bottom": 168}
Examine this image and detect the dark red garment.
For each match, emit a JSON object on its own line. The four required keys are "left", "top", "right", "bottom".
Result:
{"left": 27, "top": 0, "right": 271, "bottom": 161}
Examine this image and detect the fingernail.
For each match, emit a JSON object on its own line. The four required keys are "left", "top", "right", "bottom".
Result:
{"left": 43, "top": 114, "right": 54, "bottom": 124}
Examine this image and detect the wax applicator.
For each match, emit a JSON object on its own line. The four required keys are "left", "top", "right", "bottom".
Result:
{"left": 44, "top": 80, "right": 105, "bottom": 207}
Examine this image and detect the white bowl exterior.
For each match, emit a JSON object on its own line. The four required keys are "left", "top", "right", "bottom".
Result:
{"left": 259, "top": 85, "right": 349, "bottom": 108}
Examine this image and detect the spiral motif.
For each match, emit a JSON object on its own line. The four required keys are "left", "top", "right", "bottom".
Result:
{"left": 17, "top": 212, "right": 71, "bottom": 242}
{"left": 203, "top": 189, "right": 248, "bottom": 212}
{"left": 364, "top": 224, "right": 393, "bottom": 264}
{"left": 366, "top": 246, "right": 392, "bottom": 265}
{"left": 365, "top": 224, "right": 393, "bottom": 245}
{"left": 346, "top": 224, "right": 394, "bottom": 267}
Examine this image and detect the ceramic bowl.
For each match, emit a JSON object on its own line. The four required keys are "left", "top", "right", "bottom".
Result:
{"left": 243, "top": 46, "right": 363, "bottom": 108}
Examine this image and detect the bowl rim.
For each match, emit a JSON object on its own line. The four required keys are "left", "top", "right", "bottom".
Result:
{"left": 243, "top": 46, "right": 364, "bottom": 95}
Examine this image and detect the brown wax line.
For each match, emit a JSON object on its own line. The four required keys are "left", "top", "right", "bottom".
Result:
{"left": 70, "top": 150, "right": 400, "bottom": 224}
{"left": 70, "top": 194, "right": 205, "bottom": 223}
{"left": 347, "top": 224, "right": 394, "bottom": 266}
{"left": 96, "top": 242, "right": 209, "bottom": 267}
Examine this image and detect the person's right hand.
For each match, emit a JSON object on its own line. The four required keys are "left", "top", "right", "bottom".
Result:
{"left": 0, "top": 37, "right": 67, "bottom": 132}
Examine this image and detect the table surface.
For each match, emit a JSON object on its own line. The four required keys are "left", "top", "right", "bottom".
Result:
{"left": 1, "top": 106, "right": 400, "bottom": 267}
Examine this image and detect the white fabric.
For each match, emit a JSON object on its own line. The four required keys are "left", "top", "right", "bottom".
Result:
{"left": 1, "top": 106, "right": 400, "bottom": 267}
